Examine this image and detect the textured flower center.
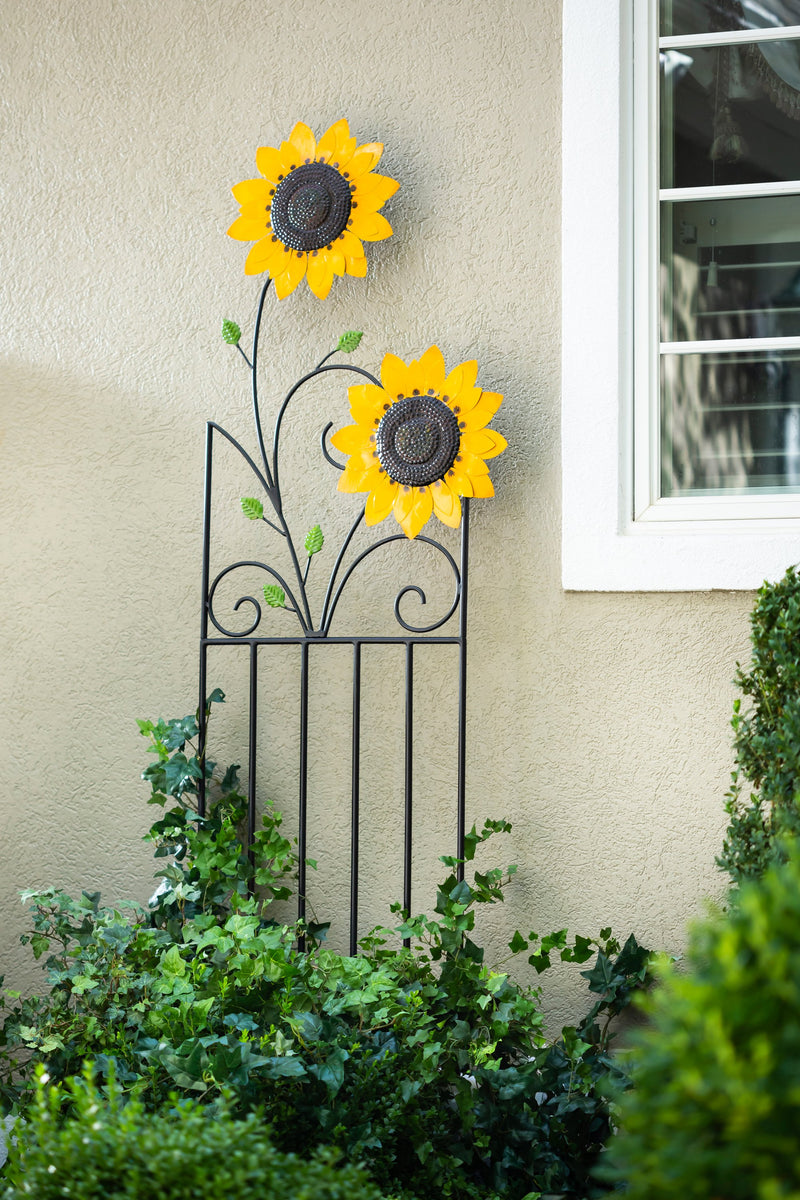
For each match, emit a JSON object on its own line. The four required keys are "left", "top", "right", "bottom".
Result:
{"left": 271, "top": 162, "right": 352, "bottom": 252}
{"left": 287, "top": 183, "right": 331, "bottom": 230}
{"left": 376, "top": 396, "right": 461, "bottom": 486}
{"left": 394, "top": 417, "right": 440, "bottom": 464}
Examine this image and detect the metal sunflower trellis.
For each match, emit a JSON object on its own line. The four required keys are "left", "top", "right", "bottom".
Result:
{"left": 198, "top": 280, "right": 470, "bottom": 954}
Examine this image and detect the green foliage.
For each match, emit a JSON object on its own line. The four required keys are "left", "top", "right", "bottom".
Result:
{"left": 305, "top": 524, "right": 324, "bottom": 556}
{"left": 240, "top": 496, "right": 264, "bottom": 520}
{"left": 336, "top": 330, "right": 363, "bottom": 353}
{"left": 604, "top": 845, "right": 800, "bottom": 1200}
{"left": 0, "top": 696, "right": 651, "bottom": 1200}
{"left": 263, "top": 584, "right": 286, "bottom": 608}
{"left": 221, "top": 319, "right": 242, "bottom": 345}
{"left": 2, "top": 1065, "right": 385, "bottom": 1200}
{"left": 718, "top": 565, "right": 800, "bottom": 886}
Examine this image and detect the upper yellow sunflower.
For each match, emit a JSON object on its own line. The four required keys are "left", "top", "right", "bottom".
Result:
{"left": 227, "top": 119, "right": 399, "bottom": 300}
{"left": 332, "top": 346, "right": 506, "bottom": 539}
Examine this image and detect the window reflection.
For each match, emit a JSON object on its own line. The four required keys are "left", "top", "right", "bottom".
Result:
{"left": 662, "top": 0, "right": 800, "bottom": 37}
{"left": 661, "top": 37, "right": 800, "bottom": 187}
{"left": 661, "top": 349, "right": 800, "bottom": 494}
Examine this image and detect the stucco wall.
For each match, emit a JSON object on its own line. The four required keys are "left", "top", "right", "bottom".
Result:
{"left": 0, "top": 0, "right": 753, "bottom": 1030}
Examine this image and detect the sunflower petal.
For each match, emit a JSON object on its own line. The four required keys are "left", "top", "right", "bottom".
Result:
{"left": 329, "top": 249, "right": 346, "bottom": 276}
{"left": 331, "top": 424, "right": 372, "bottom": 455}
{"left": 350, "top": 211, "right": 393, "bottom": 242}
{"left": 346, "top": 143, "right": 383, "bottom": 178}
{"left": 365, "top": 475, "right": 398, "bottom": 525}
{"left": 446, "top": 466, "right": 473, "bottom": 497}
{"left": 317, "top": 119, "right": 351, "bottom": 163}
{"left": 431, "top": 478, "right": 462, "bottom": 529}
{"left": 333, "top": 229, "right": 365, "bottom": 259}
{"left": 255, "top": 145, "right": 288, "bottom": 184}
{"left": 238, "top": 200, "right": 272, "bottom": 221}
{"left": 353, "top": 173, "right": 400, "bottom": 210}
{"left": 288, "top": 121, "right": 316, "bottom": 162}
{"left": 395, "top": 485, "right": 433, "bottom": 539}
{"left": 227, "top": 215, "right": 270, "bottom": 241}
{"left": 444, "top": 360, "right": 479, "bottom": 406}
{"left": 460, "top": 429, "right": 507, "bottom": 459}
{"left": 348, "top": 383, "right": 388, "bottom": 426}
{"left": 345, "top": 255, "right": 368, "bottom": 278}
{"left": 232, "top": 178, "right": 272, "bottom": 205}
{"left": 331, "top": 137, "right": 357, "bottom": 169}
{"left": 279, "top": 141, "right": 305, "bottom": 172}
{"left": 470, "top": 474, "right": 495, "bottom": 498}
{"left": 337, "top": 457, "right": 380, "bottom": 494}
{"left": 244, "top": 238, "right": 286, "bottom": 275}
{"left": 273, "top": 252, "right": 307, "bottom": 299}
{"left": 460, "top": 390, "right": 503, "bottom": 431}
{"left": 306, "top": 253, "right": 335, "bottom": 300}
{"left": 380, "top": 353, "right": 413, "bottom": 401}
{"left": 417, "top": 346, "right": 446, "bottom": 393}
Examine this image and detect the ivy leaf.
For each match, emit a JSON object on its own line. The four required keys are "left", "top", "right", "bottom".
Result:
{"left": 509, "top": 930, "right": 528, "bottom": 954}
{"left": 305, "top": 525, "right": 324, "bottom": 556}
{"left": 337, "top": 331, "right": 363, "bottom": 354}
{"left": 241, "top": 497, "right": 264, "bottom": 520}
{"left": 222, "top": 320, "right": 242, "bottom": 345}
{"left": 263, "top": 585, "right": 286, "bottom": 609}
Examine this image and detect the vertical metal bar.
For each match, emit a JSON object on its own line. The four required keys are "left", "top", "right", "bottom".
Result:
{"left": 247, "top": 641, "right": 258, "bottom": 891}
{"left": 298, "top": 641, "right": 309, "bottom": 931}
{"left": 456, "top": 500, "right": 470, "bottom": 881}
{"left": 198, "top": 423, "right": 214, "bottom": 818}
{"left": 403, "top": 642, "right": 413, "bottom": 933}
{"left": 350, "top": 642, "right": 361, "bottom": 955}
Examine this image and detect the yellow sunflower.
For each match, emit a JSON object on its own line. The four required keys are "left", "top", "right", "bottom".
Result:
{"left": 227, "top": 119, "right": 399, "bottom": 300}
{"left": 332, "top": 346, "right": 506, "bottom": 539}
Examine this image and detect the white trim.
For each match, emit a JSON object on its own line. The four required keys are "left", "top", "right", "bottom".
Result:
{"left": 661, "top": 336, "right": 800, "bottom": 354}
{"left": 561, "top": 0, "right": 800, "bottom": 590}
{"left": 660, "top": 25, "right": 800, "bottom": 50}
{"left": 662, "top": 180, "right": 800, "bottom": 201}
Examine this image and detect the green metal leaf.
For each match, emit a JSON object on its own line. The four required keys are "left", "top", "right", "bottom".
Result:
{"left": 241, "top": 497, "right": 264, "bottom": 520}
{"left": 222, "top": 319, "right": 242, "bottom": 345}
{"left": 336, "top": 330, "right": 363, "bottom": 354}
{"left": 263, "top": 584, "right": 286, "bottom": 609}
{"left": 304, "top": 524, "right": 324, "bottom": 556}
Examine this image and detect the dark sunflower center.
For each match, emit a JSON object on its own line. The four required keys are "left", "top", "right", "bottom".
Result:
{"left": 376, "top": 396, "right": 461, "bottom": 487}
{"left": 270, "top": 162, "right": 352, "bottom": 252}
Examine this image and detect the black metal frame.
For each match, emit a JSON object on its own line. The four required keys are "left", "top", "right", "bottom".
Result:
{"left": 198, "top": 280, "right": 469, "bottom": 953}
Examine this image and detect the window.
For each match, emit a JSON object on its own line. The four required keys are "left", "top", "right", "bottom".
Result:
{"left": 562, "top": 0, "right": 800, "bottom": 589}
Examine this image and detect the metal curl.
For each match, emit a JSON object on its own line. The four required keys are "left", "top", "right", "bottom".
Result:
{"left": 321, "top": 421, "right": 346, "bottom": 472}
{"left": 323, "top": 533, "right": 461, "bottom": 635}
{"left": 207, "top": 560, "right": 308, "bottom": 637}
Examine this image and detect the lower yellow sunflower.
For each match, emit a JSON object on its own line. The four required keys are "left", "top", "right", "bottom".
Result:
{"left": 227, "top": 119, "right": 399, "bottom": 300}
{"left": 332, "top": 346, "right": 506, "bottom": 539}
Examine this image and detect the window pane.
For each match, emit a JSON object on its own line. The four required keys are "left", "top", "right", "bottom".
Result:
{"left": 661, "top": 350, "right": 800, "bottom": 495}
{"left": 661, "top": 38, "right": 800, "bottom": 188}
{"left": 661, "top": 196, "right": 800, "bottom": 340}
{"left": 661, "top": 0, "right": 800, "bottom": 37}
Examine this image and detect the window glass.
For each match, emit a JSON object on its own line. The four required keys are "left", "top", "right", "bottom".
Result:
{"left": 661, "top": 0, "right": 800, "bottom": 37}
{"left": 661, "top": 349, "right": 800, "bottom": 494}
{"left": 661, "top": 196, "right": 800, "bottom": 341}
{"left": 660, "top": 39, "right": 800, "bottom": 188}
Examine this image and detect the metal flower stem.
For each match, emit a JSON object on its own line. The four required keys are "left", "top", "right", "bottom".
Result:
{"left": 198, "top": 289, "right": 471, "bottom": 952}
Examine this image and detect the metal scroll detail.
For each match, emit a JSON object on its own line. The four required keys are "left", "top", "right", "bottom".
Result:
{"left": 199, "top": 279, "right": 470, "bottom": 953}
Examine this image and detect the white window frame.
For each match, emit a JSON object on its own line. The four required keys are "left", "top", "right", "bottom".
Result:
{"left": 562, "top": 0, "right": 800, "bottom": 590}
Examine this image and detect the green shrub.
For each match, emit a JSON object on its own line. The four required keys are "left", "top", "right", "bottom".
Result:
{"left": 718, "top": 565, "right": 800, "bottom": 886}
{"left": 0, "top": 694, "right": 651, "bottom": 1200}
{"left": 604, "top": 844, "right": 800, "bottom": 1199}
{"left": 2, "top": 1065, "right": 386, "bottom": 1200}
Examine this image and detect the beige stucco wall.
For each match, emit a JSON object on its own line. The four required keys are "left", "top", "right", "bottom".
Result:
{"left": 0, "top": 0, "right": 753, "bottom": 1030}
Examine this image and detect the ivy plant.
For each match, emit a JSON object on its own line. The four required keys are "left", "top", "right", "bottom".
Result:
{"left": 0, "top": 694, "right": 651, "bottom": 1200}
